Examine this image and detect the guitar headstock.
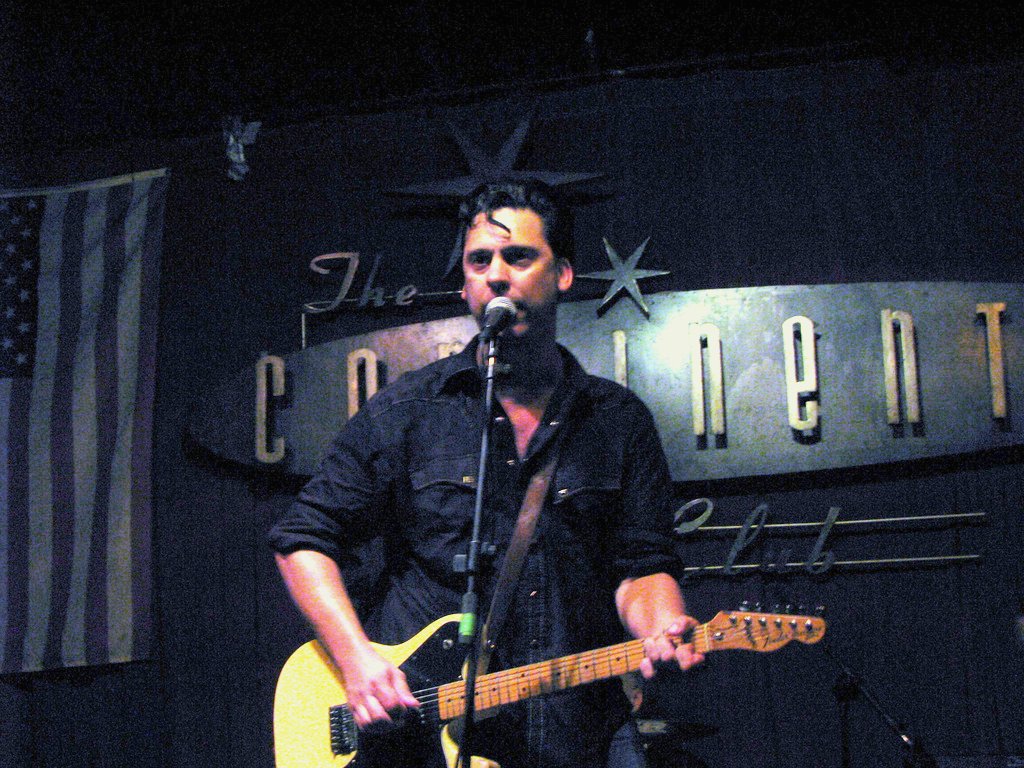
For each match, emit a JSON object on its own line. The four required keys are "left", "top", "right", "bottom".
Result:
{"left": 700, "top": 610, "right": 826, "bottom": 653}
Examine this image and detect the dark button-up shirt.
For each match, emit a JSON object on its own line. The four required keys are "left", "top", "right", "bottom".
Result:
{"left": 268, "top": 339, "right": 679, "bottom": 768}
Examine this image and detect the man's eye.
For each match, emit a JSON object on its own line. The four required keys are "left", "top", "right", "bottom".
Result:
{"left": 504, "top": 248, "right": 534, "bottom": 265}
{"left": 467, "top": 251, "right": 491, "bottom": 267}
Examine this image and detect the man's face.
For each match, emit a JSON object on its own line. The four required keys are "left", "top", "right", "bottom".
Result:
{"left": 461, "top": 207, "right": 574, "bottom": 341}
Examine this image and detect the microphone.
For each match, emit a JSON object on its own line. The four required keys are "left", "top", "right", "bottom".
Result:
{"left": 480, "top": 297, "right": 517, "bottom": 342}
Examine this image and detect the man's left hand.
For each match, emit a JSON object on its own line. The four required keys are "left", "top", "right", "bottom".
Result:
{"left": 639, "top": 615, "right": 705, "bottom": 679}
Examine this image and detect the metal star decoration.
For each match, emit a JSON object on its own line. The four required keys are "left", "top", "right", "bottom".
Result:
{"left": 394, "top": 114, "right": 601, "bottom": 199}
{"left": 391, "top": 114, "right": 602, "bottom": 276}
{"left": 578, "top": 237, "right": 669, "bottom": 318}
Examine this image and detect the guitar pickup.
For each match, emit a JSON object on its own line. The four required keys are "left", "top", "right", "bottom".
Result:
{"left": 329, "top": 705, "right": 358, "bottom": 755}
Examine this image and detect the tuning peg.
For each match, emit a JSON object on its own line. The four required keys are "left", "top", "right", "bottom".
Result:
{"left": 739, "top": 599, "right": 751, "bottom": 611}
{"left": 815, "top": 605, "right": 826, "bottom": 616}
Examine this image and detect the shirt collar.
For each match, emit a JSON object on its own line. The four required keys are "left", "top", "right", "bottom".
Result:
{"left": 432, "top": 335, "right": 590, "bottom": 408}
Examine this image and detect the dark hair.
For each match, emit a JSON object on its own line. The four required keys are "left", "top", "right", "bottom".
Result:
{"left": 457, "top": 180, "right": 575, "bottom": 264}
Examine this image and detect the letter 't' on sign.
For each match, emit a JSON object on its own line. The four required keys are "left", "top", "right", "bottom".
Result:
{"left": 783, "top": 316, "right": 819, "bottom": 432}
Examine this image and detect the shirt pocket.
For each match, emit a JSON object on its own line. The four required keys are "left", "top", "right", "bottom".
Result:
{"left": 550, "top": 456, "right": 622, "bottom": 529}
{"left": 409, "top": 453, "right": 479, "bottom": 537}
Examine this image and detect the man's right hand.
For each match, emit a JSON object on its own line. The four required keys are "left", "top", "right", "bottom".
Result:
{"left": 338, "top": 644, "right": 421, "bottom": 730}
{"left": 273, "top": 550, "right": 421, "bottom": 730}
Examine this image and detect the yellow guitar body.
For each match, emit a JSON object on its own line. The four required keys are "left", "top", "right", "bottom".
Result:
{"left": 274, "top": 614, "right": 465, "bottom": 768}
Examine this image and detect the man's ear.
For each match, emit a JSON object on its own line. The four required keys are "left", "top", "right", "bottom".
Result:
{"left": 557, "top": 258, "right": 574, "bottom": 293}
{"left": 460, "top": 285, "right": 466, "bottom": 301}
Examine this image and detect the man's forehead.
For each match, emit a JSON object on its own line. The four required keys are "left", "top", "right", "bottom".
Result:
{"left": 465, "top": 207, "right": 548, "bottom": 246}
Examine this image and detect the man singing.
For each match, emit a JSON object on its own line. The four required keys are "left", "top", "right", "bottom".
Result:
{"left": 269, "top": 181, "right": 703, "bottom": 768}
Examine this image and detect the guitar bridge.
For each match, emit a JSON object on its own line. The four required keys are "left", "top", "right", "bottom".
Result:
{"left": 329, "top": 705, "right": 358, "bottom": 755}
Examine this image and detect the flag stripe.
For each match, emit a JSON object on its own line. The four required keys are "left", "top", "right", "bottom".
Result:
{"left": 104, "top": 179, "right": 149, "bottom": 661}
{"left": 0, "top": 378, "right": 10, "bottom": 670}
{"left": 62, "top": 185, "right": 114, "bottom": 666}
{"left": 26, "top": 192, "right": 74, "bottom": 671}
{"left": 46, "top": 192, "right": 90, "bottom": 668}
{"left": 2, "top": 378, "right": 31, "bottom": 670}
{"left": 129, "top": 178, "right": 166, "bottom": 661}
{"left": 84, "top": 183, "right": 133, "bottom": 664}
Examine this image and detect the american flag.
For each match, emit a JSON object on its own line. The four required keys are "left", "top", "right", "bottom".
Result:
{"left": 0, "top": 169, "right": 167, "bottom": 673}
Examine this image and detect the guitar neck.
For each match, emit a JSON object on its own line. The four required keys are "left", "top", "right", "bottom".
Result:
{"left": 433, "top": 611, "right": 824, "bottom": 720}
{"left": 436, "top": 637, "right": 646, "bottom": 720}
{"left": 435, "top": 625, "right": 733, "bottom": 720}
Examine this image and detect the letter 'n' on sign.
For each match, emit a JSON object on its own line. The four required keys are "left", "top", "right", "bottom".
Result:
{"left": 881, "top": 309, "right": 921, "bottom": 425}
{"left": 689, "top": 323, "right": 725, "bottom": 438}
{"left": 347, "top": 348, "right": 379, "bottom": 418}
{"left": 977, "top": 303, "right": 1007, "bottom": 419}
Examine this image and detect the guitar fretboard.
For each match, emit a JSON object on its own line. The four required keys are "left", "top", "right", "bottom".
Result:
{"left": 435, "top": 626, "right": 714, "bottom": 720}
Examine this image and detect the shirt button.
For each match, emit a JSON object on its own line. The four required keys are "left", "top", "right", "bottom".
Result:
{"left": 506, "top": 459, "right": 516, "bottom": 466}
{"left": 529, "top": 639, "right": 540, "bottom": 649}
{"left": 529, "top": 590, "right": 539, "bottom": 598}
{"left": 556, "top": 488, "right": 569, "bottom": 497}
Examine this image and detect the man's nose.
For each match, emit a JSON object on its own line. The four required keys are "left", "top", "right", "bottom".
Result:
{"left": 485, "top": 255, "right": 510, "bottom": 287}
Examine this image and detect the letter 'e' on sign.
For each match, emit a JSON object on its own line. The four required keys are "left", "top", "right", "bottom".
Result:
{"left": 783, "top": 316, "right": 818, "bottom": 432}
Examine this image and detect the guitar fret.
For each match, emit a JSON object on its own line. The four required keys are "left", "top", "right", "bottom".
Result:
{"left": 429, "top": 613, "right": 824, "bottom": 722}
{"left": 469, "top": 640, "right": 649, "bottom": 712}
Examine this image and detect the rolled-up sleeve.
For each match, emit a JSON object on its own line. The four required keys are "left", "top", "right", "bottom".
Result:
{"left": 609, "top": 395, "right": 681, "bottom": 584}
{"left": 267, "top": 405, "right": 393, "bottom": 562}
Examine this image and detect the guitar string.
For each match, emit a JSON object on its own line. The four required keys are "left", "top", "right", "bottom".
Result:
{"left": 334, "top": 620, "right": 817, "bottom": 732}
{"left": 334, "top": 620, "right": 817, "bottom": 723}
{"left": 335, "top": 641, "right": 649, "bottom": 724}
{"left": 336, "top": 641, "right": 654, "bottom": 730}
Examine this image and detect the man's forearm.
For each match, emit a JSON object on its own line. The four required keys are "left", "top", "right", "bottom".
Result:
{"left": 274, "top": 549, "right": 373, "bottom": 662}
{"left": 275, "top": 549, "right": 420, "bottom": 726}
{"left": 616, "top": 572, "right": 704, "bottom": 677}
{"left": 615, "top": 571, "right": 688, "bottom": 639}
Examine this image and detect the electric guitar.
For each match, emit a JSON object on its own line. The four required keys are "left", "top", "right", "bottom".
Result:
{"left": 274, "top": 610, "right": 826, "bottom": 768}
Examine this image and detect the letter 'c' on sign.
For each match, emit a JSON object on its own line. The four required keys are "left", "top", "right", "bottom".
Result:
{"left": 255, "top": 354, "right": 286, "bottom": 463}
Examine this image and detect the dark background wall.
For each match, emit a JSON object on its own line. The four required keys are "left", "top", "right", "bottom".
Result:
{"left": 1, "top": 54, "right": 1023, "bottom": 768}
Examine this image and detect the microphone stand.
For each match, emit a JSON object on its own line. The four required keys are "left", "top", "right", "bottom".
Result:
{"left": 454, "top": 331, "right": 502, "bottom": 768}
{"left": 821, "top": 644, "right": 937, "bottom": 768}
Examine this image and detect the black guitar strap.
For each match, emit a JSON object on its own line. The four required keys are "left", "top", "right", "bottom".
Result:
{"left": 477, "top": 446, "right": 560, "bottom": 675}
